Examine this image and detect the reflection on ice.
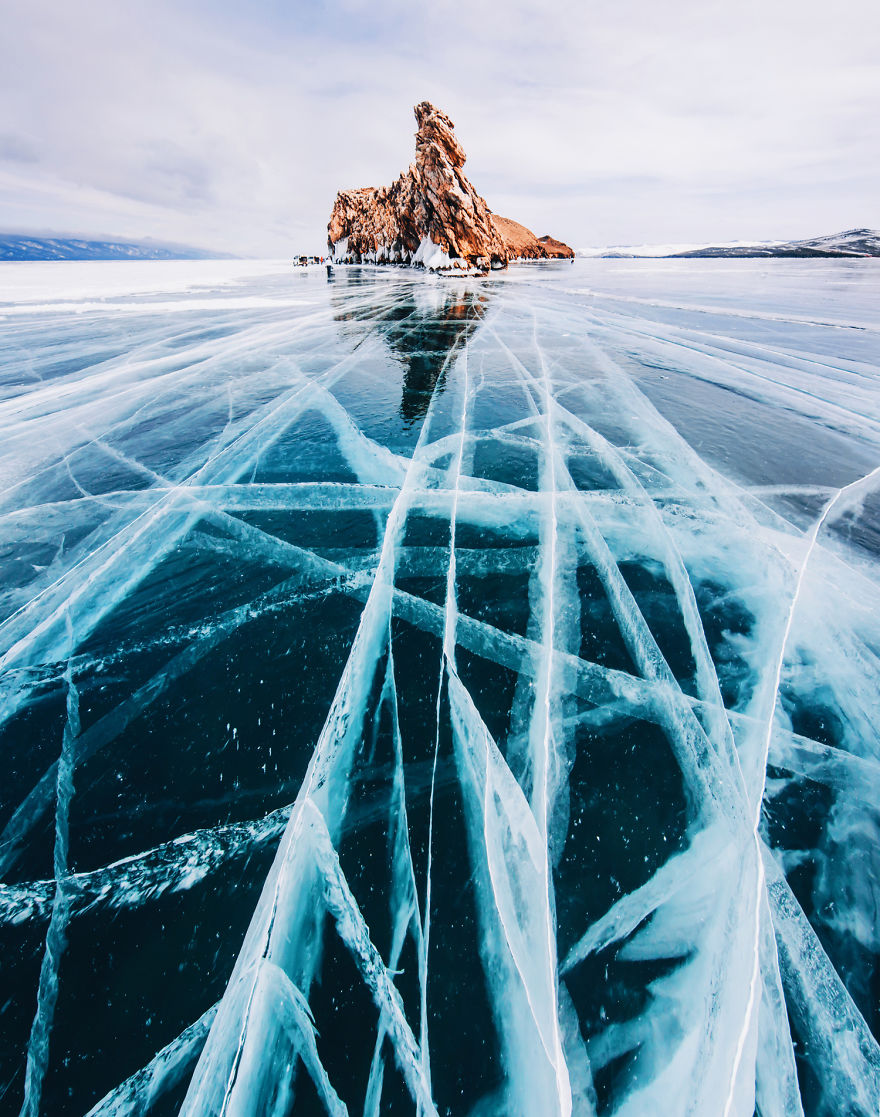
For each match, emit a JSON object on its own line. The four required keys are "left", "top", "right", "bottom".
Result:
{"left": 1, "top": 259, "right": 879, "bottom": 1116}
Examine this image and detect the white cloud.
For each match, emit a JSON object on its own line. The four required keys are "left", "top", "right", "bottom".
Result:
{"left": 2, "top": 0, "right": 878, "bottom": 253}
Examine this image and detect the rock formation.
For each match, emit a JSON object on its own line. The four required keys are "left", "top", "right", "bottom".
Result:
{"left": 327, "top": 102, "right": 574, "bottom": 272}
{"left": 489, "top": 216, "right": 575, "bottom": 261}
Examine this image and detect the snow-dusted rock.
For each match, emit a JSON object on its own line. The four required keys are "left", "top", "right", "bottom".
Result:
{"left": 327, "top": 102, "right": 573, "bottom": 271}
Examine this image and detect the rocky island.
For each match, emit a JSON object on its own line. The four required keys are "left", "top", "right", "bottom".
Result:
{"left": 327, "top": 102, "right": 574, "bottom": 273}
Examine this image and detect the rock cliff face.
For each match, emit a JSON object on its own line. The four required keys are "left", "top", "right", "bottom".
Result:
{"left": 327, "top": 102, "right": 573, "bottom": 272}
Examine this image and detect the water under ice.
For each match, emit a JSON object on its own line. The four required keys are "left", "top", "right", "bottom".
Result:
{"left": 0, "top": 256, "right": 879, "bottom": 1117}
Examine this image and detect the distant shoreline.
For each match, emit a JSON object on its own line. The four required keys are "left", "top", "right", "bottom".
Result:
{"left": 0, "top": 234, "right": 233, "bottom": 262}
{"left": 584, "top": 228, "right": 879, "bottom": 260}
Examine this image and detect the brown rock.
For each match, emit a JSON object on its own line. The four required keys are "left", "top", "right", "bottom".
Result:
{"left": 489, "top": 216, "right": 575, "bottom": 260}
{"left": 536, "top": 234, "right": 576, "bottom": 260}
{"left": 327, "top": 102, "right": 573, "bottom": 271}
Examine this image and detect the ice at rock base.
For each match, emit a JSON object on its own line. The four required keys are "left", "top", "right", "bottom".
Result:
{"left": 1, "top": 257, "right": 879, "bottom": 1117}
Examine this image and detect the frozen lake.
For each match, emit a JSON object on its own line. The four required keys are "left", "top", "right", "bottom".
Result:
{"left": 1, "top": 257, "right": 879, "bottom": 1116}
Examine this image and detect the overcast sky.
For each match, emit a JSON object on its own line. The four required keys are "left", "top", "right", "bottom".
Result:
{"left": 2, "top": 0, "right": 878, "bottom": 255}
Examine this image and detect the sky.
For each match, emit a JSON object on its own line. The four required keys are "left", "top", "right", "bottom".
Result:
{"left": 2, "top": 0, "right": 878, "bottom": 255}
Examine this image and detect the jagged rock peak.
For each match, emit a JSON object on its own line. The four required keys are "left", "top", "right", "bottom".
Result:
{"left": 327, "top": 101, "right": 574, "bottom": 273}
{"left": 414, "top": 101, "right": 466, "bottom": 170}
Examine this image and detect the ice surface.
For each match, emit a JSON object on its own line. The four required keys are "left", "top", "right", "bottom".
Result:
{"left": 1, "top": 258, "right": 879, "bottom": 1116}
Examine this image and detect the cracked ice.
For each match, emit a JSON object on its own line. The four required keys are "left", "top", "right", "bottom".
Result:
{"left": 1, "top": 257, "right": 880, "bottom": 1117}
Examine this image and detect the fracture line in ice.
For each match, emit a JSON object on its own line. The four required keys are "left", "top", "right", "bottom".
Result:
{"left": 762, "top": 843, "right": 880, "bottom": 1113}
{"left": 561, "top": 450, "right": 746, "bottom": 823}
{"left": 757, "top": 462, "right": 880, "bottom": 812}
{"left": 717, "top": 461, "right": 880, "bottom": 1114}
{"left": 747, "top": 463, "right": 880, "bottom": 905}
{"left": 0, "top": 805, "right": 292, "bottom": 925}
{"left": 0, "top": 480, "right": 790, "bottom": 567}
{"left": 85, "top": 1004, "right": 219, "bottom": 1117}
{"left": 0, "top": 333, "right": 385, "bottom": 702}
{"left": 494, "top": 316, "right": 746, "bottom": 821}
{"left": 588, "top": 326, "right": 880, "bottom": 1111}
{"left": 0, "top": 348, "right": 433, "bottom": 871}
{"left": 0, "top": 372, "right": 312, "bottom": 665}
{"left": 590, "top": 310, "right": 880, "bottom": 444}
{"left": 448, "top": 669, "right": 582, "bottom": 1116}
{"left": 480, "top": 314, "right": 578, "bottom": 1114}
{"left": 549, "top": 393, "right": 741, "bottom": 766}
{"left": 0, "top": 557, "right": 373, "bottom": 876}
{"left": 0, "top": 293, "right": 388, "bottom": 475}
{"left": 182, "top": 329, "right": 453, "bottom": 1115}
{"left": 537, "top": 329, "right": 581, "bottom": 1113}
{"left": 3, "top": 319, "right": 494, "bottom": 689}
{"left": 720, "top": 847, "right": 763, "bottom": 1117}
{"left": 205, "top": 495, "right": 804, "bottom": 798}
{"left": 562, "top": 823, "right": 735, "bottom": 970}
{"left": 309, "top": 803, "right": 438, "bottom": 1117}
{"left": 517, "top": 300, "right": 788, "bottom": 1112}
{"left": 181, "top": 497, "right": 670, "bottom": 722}
{"left": 531, "top": 318, "right": 561, "bottom": 839}
{"left": 754, "top": 886, "right": 805, "bottom": 1117}
{"left": 563, "top": 284, "right": 880, "bottom": 332}
{"left": 766, "top": 729, "right": 880, "bottom": 816}
{"left": 421, "top": 334, "right": 472, "bottom": 1091}
{"left": 365, "top": 640, "right": 424, "bottom": 1117}
{"left": 564, "top": 456, "right": 757, "bottom": 1109}
{"left": 581, "top": 308, "right": 797, "bottom": 1112}
{"left": 18, "top": 618, "right": 79, "bottom": 1117}
{"left": 599, "top": 307, "right": 879, "bottom": 387}
{"left": 253, "top": 958, "right": 349, "bottom": 1117}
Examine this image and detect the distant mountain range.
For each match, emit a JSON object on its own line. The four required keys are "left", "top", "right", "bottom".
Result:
{"left": 597, "top": 228, "right": 880, "bottom": 259}
{"left": 0, "top": 234, "right": 233, "bottom": 261}
{"left": 669, "top": 228, "right": 880, "bottom": 258}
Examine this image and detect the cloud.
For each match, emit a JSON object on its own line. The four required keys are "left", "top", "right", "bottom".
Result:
{"left": 1, "top": 0, "right": 878, "bottom": 253}
{"left": 0, "top": 134, "right": 39, "bottom": 164}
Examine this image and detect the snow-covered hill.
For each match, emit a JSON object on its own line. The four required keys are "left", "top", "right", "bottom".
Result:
{"left": 584, "top": 229, "right": 880, "bottom": 259}
{"left": 671, "top": 228, "right": 880, "bottom": 258}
